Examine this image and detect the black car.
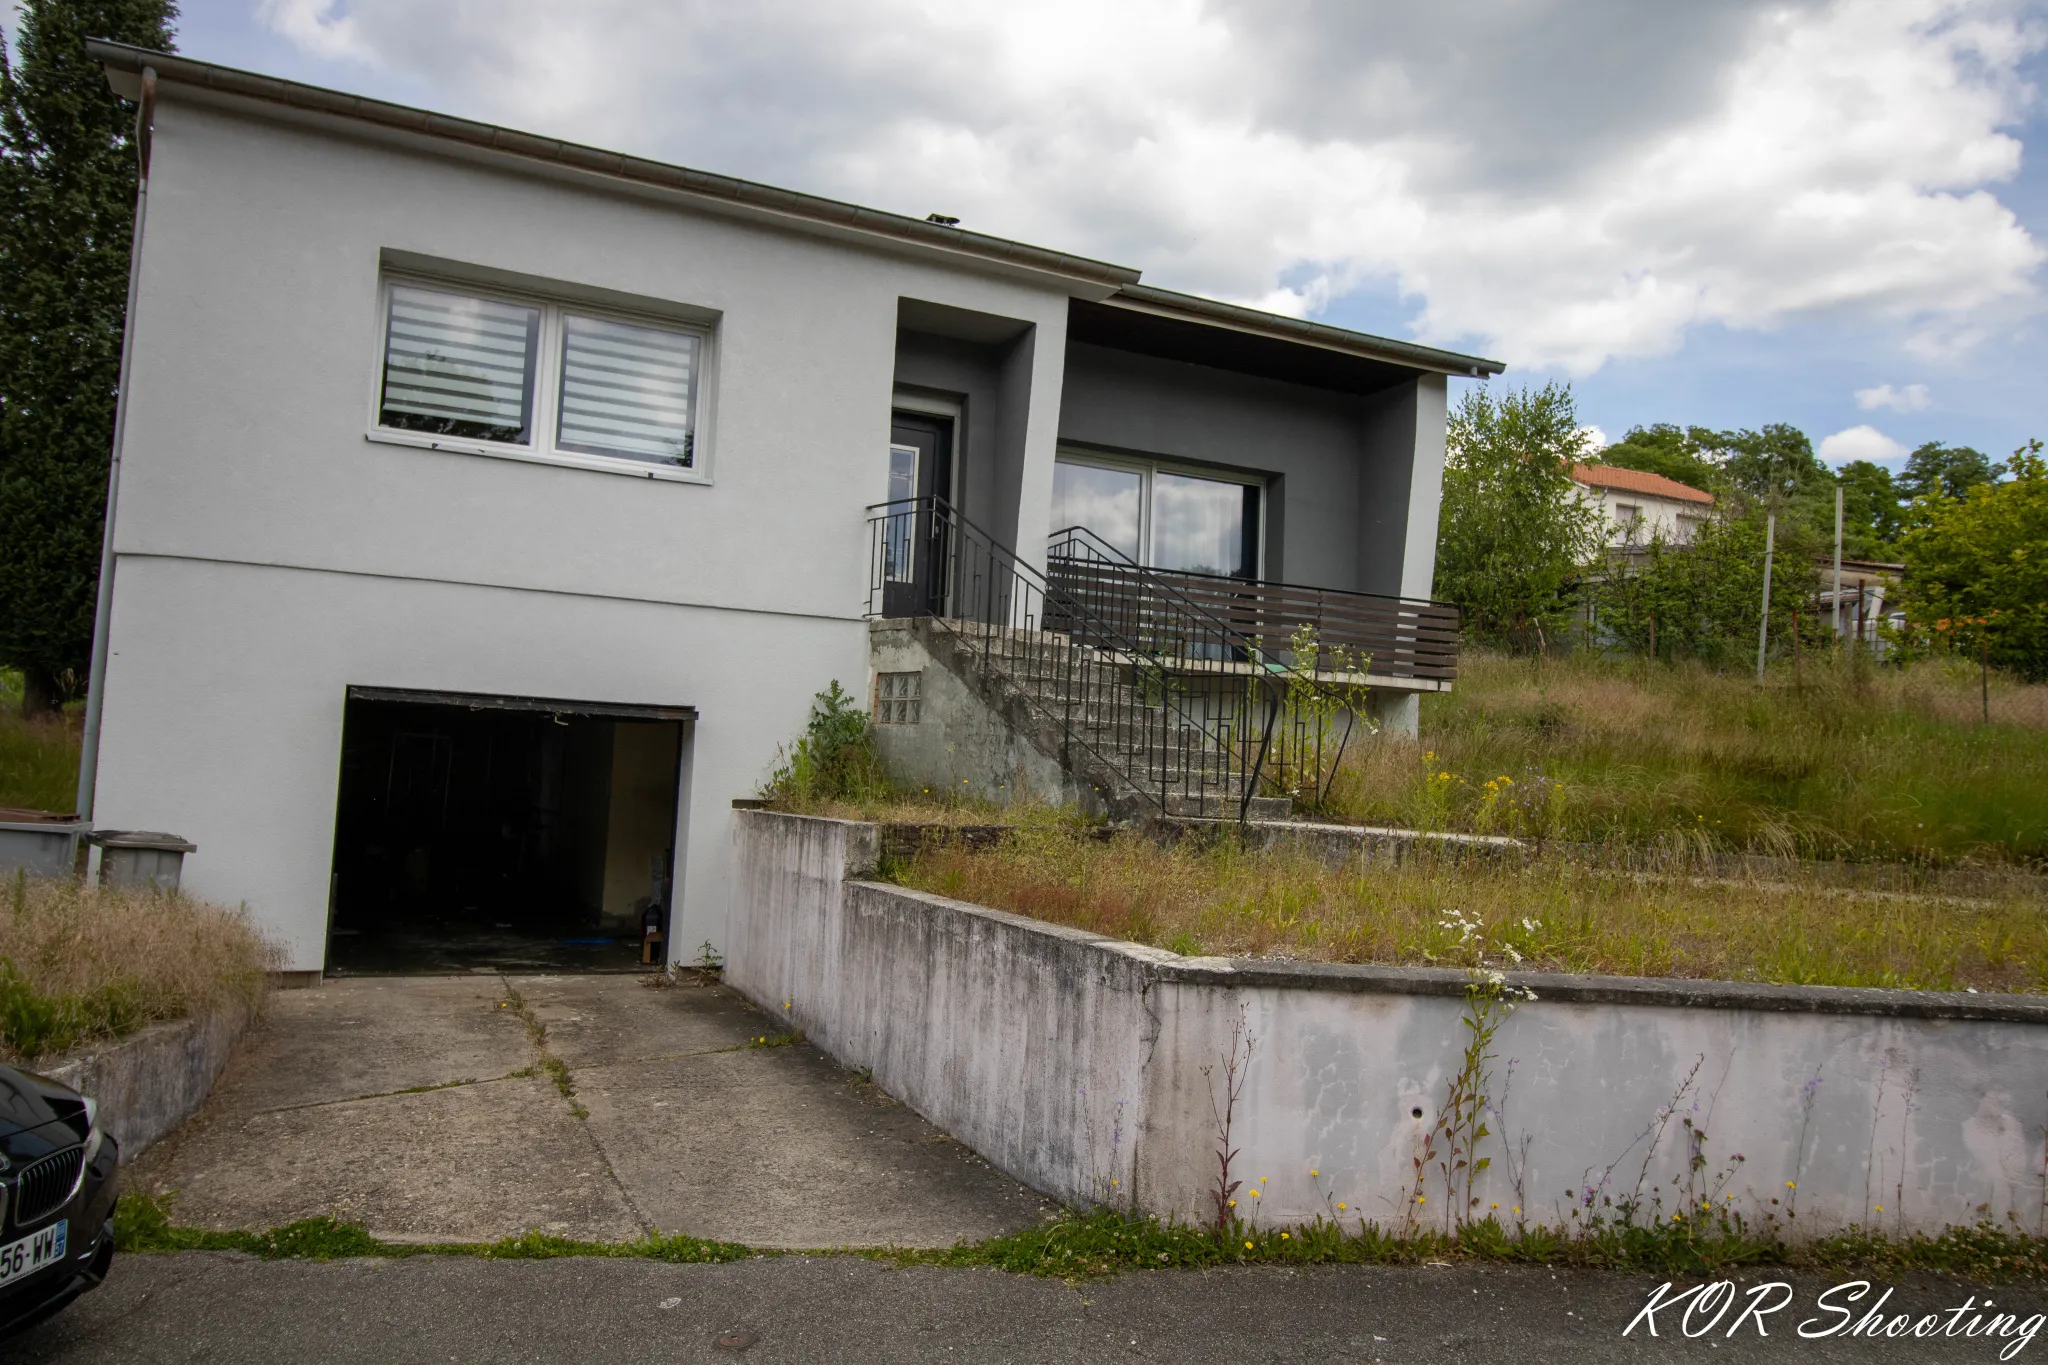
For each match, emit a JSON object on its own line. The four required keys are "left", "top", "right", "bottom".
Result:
{"left": 0, "top": 1065, "right": 118, "bottom": 1338}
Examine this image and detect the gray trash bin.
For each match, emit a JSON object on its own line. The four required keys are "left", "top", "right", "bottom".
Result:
{"left": 90, "top": 830, "right": 197, "bottom": 893}
{"left": 0, "top": 808, "right": 84, "bottom": 879}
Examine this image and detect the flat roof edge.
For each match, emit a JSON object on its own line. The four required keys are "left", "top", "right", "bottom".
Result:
{"left": 89, "top": 40, "right": 1142, "bottom": 293}
{"left": 1109, "top": 283, "right": 1506, "bottom": 377}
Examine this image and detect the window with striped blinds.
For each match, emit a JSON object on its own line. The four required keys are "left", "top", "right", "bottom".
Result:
{"left": 379, "top": 286, "right": 539, "bottom": 444}
{"left": 555, "top": 314, "right": 699, "bottom": 467}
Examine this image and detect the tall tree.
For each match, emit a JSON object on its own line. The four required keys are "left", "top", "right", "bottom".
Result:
{"left": 1434, "top": 382, "right": 1604, "bottom": 650}
{"left": 0, "top": 0, "right": 176, "bottom": 715}
{"left": 1894, "top": 440, "right": 2047, "bottom": 681}
{"left": 1595, "top": 423, "right": 1726, "bottom": 497}
{"left": 1833, "top": 459, "right": 1904, "bottom": 559}
{"left": 1898, "top": 441, "right": 2005, "bottom": 506}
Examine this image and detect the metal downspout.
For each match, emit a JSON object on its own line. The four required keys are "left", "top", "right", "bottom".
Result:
{"left": 75, "top": 66, "right": 155, "bottom": 830}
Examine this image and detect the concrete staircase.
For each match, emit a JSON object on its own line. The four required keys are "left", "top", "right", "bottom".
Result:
{"left": 900, "top": 616, "right": 1292, "bottom": 822}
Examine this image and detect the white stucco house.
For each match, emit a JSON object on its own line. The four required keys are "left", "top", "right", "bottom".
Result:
{"left": 1571, "top": 462, "right": 1714, "bottom": 546}
{"left": 80, "top": 43, "right": 1499, "bottom": 976}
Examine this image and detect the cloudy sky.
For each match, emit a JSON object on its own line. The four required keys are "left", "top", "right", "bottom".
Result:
{"left": 33, "top": 0, "right": 2048, "bottom": 467}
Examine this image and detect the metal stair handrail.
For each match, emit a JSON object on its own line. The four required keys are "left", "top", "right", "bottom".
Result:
{"left": 866, "top": 495, "right": 1284, "bottom": 820}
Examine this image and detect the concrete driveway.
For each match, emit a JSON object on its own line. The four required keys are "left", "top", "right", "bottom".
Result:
{"left": 129, "top": 972, "right": 1052, "bottom": 1248}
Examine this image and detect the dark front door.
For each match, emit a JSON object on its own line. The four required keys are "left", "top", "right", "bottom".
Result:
{"left": 883, "top": 411, "right": 954, "bottom": 618}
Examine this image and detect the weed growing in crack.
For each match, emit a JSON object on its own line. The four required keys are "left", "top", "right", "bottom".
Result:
{"left": 503, "top": 988, "right": 588, "bottom": 1119}
{"left": 1201, "top": 1005, "right": 1254, "bottom": 1235}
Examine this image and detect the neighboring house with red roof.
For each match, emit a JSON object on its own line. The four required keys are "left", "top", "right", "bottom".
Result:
{"left": 1570, "top": 463, "right": 1715, "bottom": 546}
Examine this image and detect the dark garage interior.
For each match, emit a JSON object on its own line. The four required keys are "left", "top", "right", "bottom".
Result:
{"left": 325, "top": 687, "right": 691, "bottom": 974}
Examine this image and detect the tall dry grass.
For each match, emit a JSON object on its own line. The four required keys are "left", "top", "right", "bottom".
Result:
{"left": 1320, "top": 650, "right": 2048, "bottom": 864}
{"left": 899, "top": 827, "right": 2048, "bottom": 993}
{"left": 1, "top": 873, "right": 276, "bottom": 1062}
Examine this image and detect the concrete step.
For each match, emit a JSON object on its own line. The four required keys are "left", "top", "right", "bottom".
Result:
{"left": 1161, "top": 792, "right": 1295, "bottom": 820}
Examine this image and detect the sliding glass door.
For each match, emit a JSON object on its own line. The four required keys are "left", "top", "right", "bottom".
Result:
{"left": 1051, "top": 455, "right": 1260, "bottom": 579}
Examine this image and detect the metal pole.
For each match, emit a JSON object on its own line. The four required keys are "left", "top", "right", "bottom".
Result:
{"left": 1755, "top": 511, "right": 1776, "bottom": 686}
{"left": 77, "top": 67, "right": 157, "bottom": 827}
{"left": 1832, "top": 484, "right": 1844, "bottom": 646}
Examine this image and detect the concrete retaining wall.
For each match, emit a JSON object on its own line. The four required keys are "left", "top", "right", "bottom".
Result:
{"left": 729, "top": 809, "right": 2048, "bottom": 1239}
{"left": 45, "top": 1002, "right": 255, "bottom": 1162}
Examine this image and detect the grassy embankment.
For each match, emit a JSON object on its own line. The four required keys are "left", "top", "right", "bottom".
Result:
{"left": 1322, "top": 650, "right": 2047, "bottom": 865}
{"left": 0, "top": 874, "right": 273, "bottom": 1061}
{"left": 0, "top": 669, "right": 79, "bottom": 814}
{"left": 897, "top": 827, "right": 2046, "bottom": 992}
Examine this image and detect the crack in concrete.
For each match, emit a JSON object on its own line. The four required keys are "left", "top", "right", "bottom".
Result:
{"left": 250, "top": 1072, "right": 526, "bottom": 1117}
{"left": 497, "top": 972, "right": 655, "bottom": 1238}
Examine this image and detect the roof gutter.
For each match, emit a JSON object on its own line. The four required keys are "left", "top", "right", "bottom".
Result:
{"left": 1108, "top": 283, "right": 1505, "bottom": 378}
{"left": 87, "top": 40, "right": 1142, "bottom": 295}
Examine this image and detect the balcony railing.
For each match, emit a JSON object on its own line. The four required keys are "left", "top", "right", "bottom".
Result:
{"left": 863, "top": 496, "right": 1462, "bottom": 819}
{"left": 1043, "top": 527, "right": 1461, "bottom": 685}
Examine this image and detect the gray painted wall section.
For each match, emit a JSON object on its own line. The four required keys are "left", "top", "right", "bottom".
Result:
{"left": 1057, "top": 343, "right": 1444, "bottom": 598}
{"left": 731, "top": 810, "right": 2048, "bottom": 1238}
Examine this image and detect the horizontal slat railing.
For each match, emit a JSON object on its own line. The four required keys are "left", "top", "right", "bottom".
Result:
{"left": 1044, "top": 543, "right": 1462, "bottom": 683}
{"left": 864, "top": 499, "right": 1463, "bottom": 821}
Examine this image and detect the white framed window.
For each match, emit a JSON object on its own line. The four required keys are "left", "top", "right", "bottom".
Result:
{"left": 370, "top": 277, "right": 710, "bottom": 483}
{"left": 1050, "top": 450, "right": 1264, "bottom": 579}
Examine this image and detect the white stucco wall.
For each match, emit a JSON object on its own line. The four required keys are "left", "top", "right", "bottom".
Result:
{"left": 1574, "top": 481, "right": 1711, "bottom": 547}
{"left": 92, "top": 90, "right": 1083, "bottom": 969}
{"left": 731, "top": 810, "right": 2048, "bottom": 1239}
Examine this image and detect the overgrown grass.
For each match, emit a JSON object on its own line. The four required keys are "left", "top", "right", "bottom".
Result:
{"left": 769, "top": 792, "right": 1080, "bottom": 829}
{"left": 112, "top": 1196, "right": 2047, "bottom": 1283}
{"left": 0, "top": 670, "right": 80, "bottom": 814}
{"left": 1324, "top": 650, "right": 2048, "bottom": 865}
{"left": 895, "top": 827, "right": 2048, "bottom": 992}
{"left": 905, "top": 1207, "right": 2048, "bottom": 1282}
{"left": 0, "top": 873, "right": 275, "bottom": 1061}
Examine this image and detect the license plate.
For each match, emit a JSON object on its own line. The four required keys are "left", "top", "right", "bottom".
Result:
{"left": 0, "top": 1220, "right": 66, "bottom": 1286}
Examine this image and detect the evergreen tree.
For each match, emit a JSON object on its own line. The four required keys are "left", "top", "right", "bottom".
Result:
{"left": 0, "top": 1, "right": 176, "bottom": 714}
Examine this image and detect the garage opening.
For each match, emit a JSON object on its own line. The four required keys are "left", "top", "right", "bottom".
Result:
{"left": 325, "top": 687, "right": 693, "bottom": 975}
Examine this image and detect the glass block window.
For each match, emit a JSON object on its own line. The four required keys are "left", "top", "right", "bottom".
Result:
{"left": 875, "top": 671, "right": 922, "bottom": 725}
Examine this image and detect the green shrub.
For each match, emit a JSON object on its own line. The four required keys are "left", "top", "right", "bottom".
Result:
{"left": 762, "top": 681, "right": 890, "bottom": 807}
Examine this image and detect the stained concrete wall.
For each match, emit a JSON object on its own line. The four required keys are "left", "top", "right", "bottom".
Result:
{"left": 866, "top": 619, "right": 1074, "bottom": 808}
{"left": 48, "top": 1001, "right": 255, "bottom": 1162}
{"left": 730, "top": 809, "right": 2048, "bottom": 1237}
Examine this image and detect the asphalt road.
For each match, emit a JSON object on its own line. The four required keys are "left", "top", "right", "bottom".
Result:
{"left": 13, "top": 1252, "right": 2045, "bottom": 1364}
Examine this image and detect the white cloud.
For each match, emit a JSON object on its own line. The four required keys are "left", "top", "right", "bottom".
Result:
{"left": 1579, "top": 425, "right": 1611, "bottom": 454}
{"left": 1819, "top": 424, "right": 1911, "bottom": 465}
{"left": 1855, "top": 382, "right": 1932, "bottom": 411}
{"left": 253, "top": 0, "right": 2047, "bottom": 375}
{"left": 254, "top": 0, "right": 378, "bottom": 64}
